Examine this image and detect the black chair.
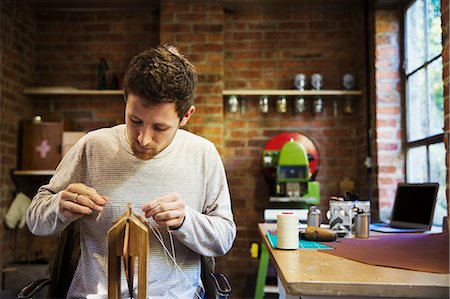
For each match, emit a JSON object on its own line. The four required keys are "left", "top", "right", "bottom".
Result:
{"left": 17, "top": 221, "right": 231, "bottom": 299}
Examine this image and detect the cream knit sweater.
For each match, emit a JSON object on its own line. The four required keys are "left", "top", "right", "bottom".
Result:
{"left": 27, "top": 124, "right": 236, "bottom": 298}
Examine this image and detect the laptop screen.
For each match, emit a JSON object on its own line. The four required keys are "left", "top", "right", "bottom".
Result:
{"left": 390, "top": 183, "right": 439, "bottom": 229}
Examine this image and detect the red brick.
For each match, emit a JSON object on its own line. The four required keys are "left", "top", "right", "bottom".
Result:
{"left": 376, "top": 106, "right": 401, "bottom": 114}
{"left": 378, "top": 142, "right": 399, "bottom": 151}
{"left": 376, "top": 119, "right": 398, "bottom": 128}
{"left": 175, "top": 33, "right": 207, "bottom": 43}
{"left": 84, "top": 23, "right": 111, "bottom": 32}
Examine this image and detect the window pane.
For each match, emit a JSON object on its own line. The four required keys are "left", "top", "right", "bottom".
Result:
{"left": 406, "top": 146, "right": 427, "bottom": 182}
{"left": 429, "top": 142, "right": 447, "bottom": 225}
{"left": 427, "top": 57, "right": 444, "bottom": 135}
{"left": 427, "top": 0, "right": 442, "bottom": 59}
{"left": 406, "top": 69, "right": 427, "bottom": 141}
{"left": 406, "top": 0, "right": 426, "bottom": 73}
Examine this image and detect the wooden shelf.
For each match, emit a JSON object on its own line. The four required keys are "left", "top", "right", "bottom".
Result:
{"left": 222, "top": 89, "right": 362, "bottom": 96}
{"left": 24, "top": 87, "right": 361, "bottom": 97}
{"left": 23, "top": 87, "right": 123, "bottom": 96}
{"left": 14, "top": 170, "right": 55, "bottom": 176}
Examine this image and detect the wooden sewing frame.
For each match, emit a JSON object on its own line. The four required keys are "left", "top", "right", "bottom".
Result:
{"left": 107, "top": 203, "right": 149, "bottom": 299}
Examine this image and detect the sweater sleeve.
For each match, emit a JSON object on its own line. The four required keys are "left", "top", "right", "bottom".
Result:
{"left": 26, "top": 140, "right": 84, "bottom": 237}
{"left": 171, "top": 144, "right": 236, "bottom": 257}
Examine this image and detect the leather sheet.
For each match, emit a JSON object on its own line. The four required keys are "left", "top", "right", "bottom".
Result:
{"left": 320, "top": 232, "right": 449, "bottom": 273}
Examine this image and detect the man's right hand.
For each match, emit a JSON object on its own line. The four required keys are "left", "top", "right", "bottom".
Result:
{"left": 59, "top": 183, "right": 108, "bottom": 220}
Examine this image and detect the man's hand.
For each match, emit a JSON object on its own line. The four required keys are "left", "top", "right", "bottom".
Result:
{"left": 59, "top": 183, "right": 108, "bottom": 220}
{"left": 142, "top": 192, "right": 186, "bottom": 229}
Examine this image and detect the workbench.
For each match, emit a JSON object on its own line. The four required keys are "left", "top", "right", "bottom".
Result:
{"left": 256, "top": 223, "right": 450, "bottom": 298}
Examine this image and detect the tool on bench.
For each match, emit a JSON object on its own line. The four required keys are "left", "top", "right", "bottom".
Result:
{"left": 301, "top": 226, "right": 337, "bottom": 242}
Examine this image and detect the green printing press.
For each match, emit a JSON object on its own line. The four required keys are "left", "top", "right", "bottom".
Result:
{"left": 262, "top": 132, "right": 320, "bottom": 209}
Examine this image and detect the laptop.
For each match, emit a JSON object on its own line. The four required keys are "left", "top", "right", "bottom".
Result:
{"left": 370, "top": 183, "right": 439, "bottom": 233}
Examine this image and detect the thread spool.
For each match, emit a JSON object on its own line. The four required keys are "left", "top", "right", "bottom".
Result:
{"left": 277, "top": 212, "right": 298, "bottom": 249}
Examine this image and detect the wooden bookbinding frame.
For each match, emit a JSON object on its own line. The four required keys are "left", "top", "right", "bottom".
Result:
{"left": 107, "top": 204, "right": 149, "bottom": 299}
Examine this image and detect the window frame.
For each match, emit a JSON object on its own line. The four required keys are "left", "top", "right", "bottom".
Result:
{"left": 403, "top": 0, "right": 444, "bottom": 183}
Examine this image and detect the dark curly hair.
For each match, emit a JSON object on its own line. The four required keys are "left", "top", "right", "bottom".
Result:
{"left": 123, "top": 44, "right": 197, "bottom": 120}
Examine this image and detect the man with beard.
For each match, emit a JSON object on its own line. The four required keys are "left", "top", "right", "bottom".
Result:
{"left": 27, "top": 44, "right": 236, "bottom": 299}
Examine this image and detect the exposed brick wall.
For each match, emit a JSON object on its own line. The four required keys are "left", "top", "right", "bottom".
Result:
{"left": 160, "top": 1, "right": 225, "bottom": 152}
{"left": 0, "top": 1, "right": 41, "bottom": 268}
{"left": 373, "top": 9, "right": 404, "bottom": 221}
{"left": 2, "top": 2, "right": 369, "bottom": 297}
{"left": 34, "top": 9, "right": 159, "bottom": 89}
{"left": 224, "top": 3, "right": 365, "bottom": 90}
{"left": 1, "top": 4, "right": 159, "bottom": 270}
{"left": 1, "top": 1, "right": 448, "bottom": 297}
{"left": 31, "top": 8, "right": 160, "bottom": 131}
{"left": 442, "top": 0, "right": 449, "bottom": 230}
{"left": 222, "top": 2, "right": 367, "bottom": 294}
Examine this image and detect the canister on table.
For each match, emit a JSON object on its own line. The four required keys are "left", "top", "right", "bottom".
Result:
{"left": 354, "top": 210, "right": 370, "bottom": 238}
{"left": 307, "top": 205, "right": 322, "bottom": 227}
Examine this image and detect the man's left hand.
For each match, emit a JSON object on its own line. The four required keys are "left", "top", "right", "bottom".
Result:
{"left": 142, "top": 192, "right": 186, "bottom": 229}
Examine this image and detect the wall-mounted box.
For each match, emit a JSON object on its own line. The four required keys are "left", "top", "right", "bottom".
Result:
{"left": 21, "top": 120, "right": 63, "bottom": 170}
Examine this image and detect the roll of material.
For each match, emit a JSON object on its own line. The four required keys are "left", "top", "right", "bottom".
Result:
{"left": 277, "top": 212, "right": 298, "bottom": 249}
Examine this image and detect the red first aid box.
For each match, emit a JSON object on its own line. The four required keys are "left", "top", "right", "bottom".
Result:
{"left": 21, "top": 120, "right": 63, "bottom": 170}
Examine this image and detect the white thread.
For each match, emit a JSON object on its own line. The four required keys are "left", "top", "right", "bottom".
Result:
{"left": 93, "top": 203, "right": 203, "bottom": 298}
{"left": 167, "top": 228, "right": 176, "bottom": 262}
{"left": 149, "top": 225, "right": 203, "bottom": 299}
{"left": 167, "top": 228, "right": 181, "bottom": 282}
{"left": 96, "top": 203, "right": 129, "bottom": 221}
{"left": 148, "top": 225, "right": 171, "bottom": 268}
{"left": 277, "top": 212, "right": 299, "bottom": 249}
{"left": 95, "top": 211, "right": 102, "bottom": 221}
{"left": 103, "top": 203, "right": 131, "bottom": 208}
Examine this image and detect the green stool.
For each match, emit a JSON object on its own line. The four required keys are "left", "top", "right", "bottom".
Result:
{"left": 254, "top": 243, "right": 269, "bottom": 299}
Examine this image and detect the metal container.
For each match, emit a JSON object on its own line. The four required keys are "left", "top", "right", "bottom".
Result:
{"left": 354, "top": 212, "right": 370, "bottom": 238}
{"left": 307, "top": 205, "right": 322, "bottom": 227}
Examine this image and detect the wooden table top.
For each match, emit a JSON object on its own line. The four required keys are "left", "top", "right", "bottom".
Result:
{"left": 258, "top": 223, "right": 450, "bottom": 298}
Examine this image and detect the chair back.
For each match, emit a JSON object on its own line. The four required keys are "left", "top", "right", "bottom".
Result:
{"left": 47, "top": 220, "right": 80, "bottom": 297}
